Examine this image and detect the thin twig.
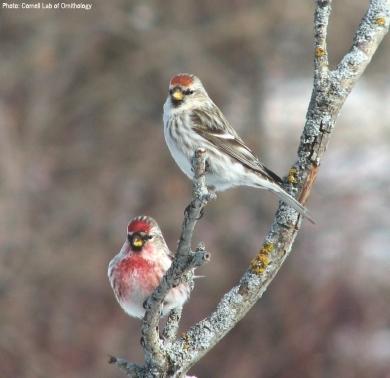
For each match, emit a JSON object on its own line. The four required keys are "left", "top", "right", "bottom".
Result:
{"left": 162, "top": 307, "right": 183, "bottom": 342}
{"left": 314, "top": 0, "right": 331, "bottom": 82}
{"left": 162, "top": 243, "right": 210, "bottom": 343}
{"left": 108, "top": 356, "right": 144, "bottom": 377}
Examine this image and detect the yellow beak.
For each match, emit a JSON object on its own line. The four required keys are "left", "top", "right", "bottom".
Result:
{"left": 171, "top": 89, "right": 184, "bottom": 101}
{"left": 132, "top": 236, "right": 144, "bottom": 248}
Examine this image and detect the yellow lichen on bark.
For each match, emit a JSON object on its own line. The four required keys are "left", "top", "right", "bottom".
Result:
{"left": 375, "top": 17, "right": 386, "bottom": 26}
{"left": 315, "top": 47, "right": 326, "bottom": 57}
{"left": 287, "top": 167, "right": 298, "bottom": 184}
{"left": 181, "top": 333, "right": 190, "bottom": 351}
{"left": 249, "top": 242, "right": 274, "bottom": 275}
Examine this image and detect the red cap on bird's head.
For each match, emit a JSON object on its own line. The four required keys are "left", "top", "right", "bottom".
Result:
{"left": 169, "top": 74, "right": 194, "bottom": 88}
{"left": 127, "top": 216, "right": 158, "bottom": 235}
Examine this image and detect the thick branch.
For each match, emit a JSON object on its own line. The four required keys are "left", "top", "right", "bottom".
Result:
{"left": 299, "top": 0, "right": 389, "bottom": 197}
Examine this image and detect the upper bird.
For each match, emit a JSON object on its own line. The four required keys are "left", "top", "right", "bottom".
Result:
{"left": 163, "top": 73, "right": 313, "bottom": 222}
{"left": 108, "top": 216, "right": 190, "bottom": 319}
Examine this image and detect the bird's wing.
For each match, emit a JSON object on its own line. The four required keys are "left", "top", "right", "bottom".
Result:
{"left": 168, "top": 251, "right": 175, "bottom": 260}
{"left": 191, "top": 109, "right": 283, "bottom": 185}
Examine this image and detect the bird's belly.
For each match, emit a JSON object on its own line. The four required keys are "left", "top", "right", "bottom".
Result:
{"left": 167, "top": 141, "right": 193, "bottom": 179}
{"left": 164, "top": 130, "right": 194, "bottom": 179}
{"left": 205, "top": 156, "right": 251, "bottom": 191}
{"left": 162, "top": 284, "right": 190, "bottom": 315}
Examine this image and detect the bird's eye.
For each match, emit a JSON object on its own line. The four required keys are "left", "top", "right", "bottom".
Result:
{"left": 183, "top": 89, "right": 194, "bottom": 95}
{"left": 169, "top": 89, "right": 173, "bottom": 95}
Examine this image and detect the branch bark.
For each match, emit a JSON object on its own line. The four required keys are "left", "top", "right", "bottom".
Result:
{"left": 167, "top": 0, "right": 390, "bottom": 375}
{"left": 110, "top": 1, "right": 389, "bottom": 376}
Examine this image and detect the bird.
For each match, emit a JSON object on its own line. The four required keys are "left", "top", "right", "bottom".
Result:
{"left": 108, "top": 216, "right": 190, "bottom": 319}
{"left": 163, "top": 73, "right": 313, "bottom": 223}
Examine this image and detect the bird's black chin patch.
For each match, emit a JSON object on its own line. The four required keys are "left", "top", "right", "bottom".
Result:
{"left": 129, "top": 232, "right": 145, "bottom": 251}
{"left": 171, "top": 97, "right": 183, "bottom": 107}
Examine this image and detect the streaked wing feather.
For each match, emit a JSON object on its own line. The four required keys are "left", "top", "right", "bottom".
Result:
{"left": 191, "top": 110, "right": 283, "bottom": 185}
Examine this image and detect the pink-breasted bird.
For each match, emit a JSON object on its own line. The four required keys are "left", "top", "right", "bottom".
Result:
{"left": 108, "top": 216, "right": 190, "bottom": 319}
{"left": 163, "top": 73, "right": 313, "bottom": 223}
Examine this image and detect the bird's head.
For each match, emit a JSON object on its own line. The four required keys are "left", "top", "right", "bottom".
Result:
{"left": 126, "top": 216, "right": 161, "bottom": 253}
{"left": 167, "top": 73, "right": 206, "bottom": 108}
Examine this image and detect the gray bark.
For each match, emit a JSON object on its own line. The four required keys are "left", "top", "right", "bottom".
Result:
{"left": 110, "top": 1, "right": 390, "bottom": 376}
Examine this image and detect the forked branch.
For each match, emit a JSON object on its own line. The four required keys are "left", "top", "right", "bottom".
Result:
{"left": 168, "top": 1, "right": 389, "bottom": 375}
{"left": 110, "top": 148, "right": 212, "bottom": 377}
{"left": 110, "top": 1, "right": 389, "bottom": 376}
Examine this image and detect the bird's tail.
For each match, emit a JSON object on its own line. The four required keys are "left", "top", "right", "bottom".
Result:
{"left": 270, "top": 186, "right": 315, "bottom": 224}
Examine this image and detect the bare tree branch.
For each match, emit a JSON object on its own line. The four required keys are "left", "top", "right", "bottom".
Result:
{"left": 161, "top": 307, "right": 183, "bottom": 342}
{"left": 314, "top": 0, "right": 331, "bottom": 79}
{"left": 110, "top": 1, "right": 389, "bottom": 376}
{"left": 167, "top": 1, "right": 390, "bottom": 375}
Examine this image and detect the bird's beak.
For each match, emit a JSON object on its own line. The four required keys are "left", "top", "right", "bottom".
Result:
{"left": 132, "top": 238, "right": 144, "bottom": 248}
{"left": 171, "top": 88, "right": 184, "bottom": 101}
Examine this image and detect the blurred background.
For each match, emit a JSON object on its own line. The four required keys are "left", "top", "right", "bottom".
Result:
{"left": 1, "top": 1, "right": 389, "bottom": 377}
